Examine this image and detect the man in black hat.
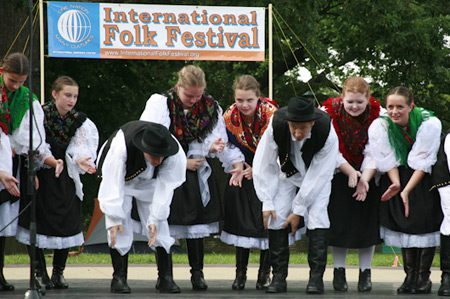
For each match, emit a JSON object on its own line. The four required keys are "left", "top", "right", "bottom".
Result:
{"left": 96, "top": 120, "right": 186, "bottom": 294}
{"left": 253, "top": 97, "right": 339, "bottom": 294}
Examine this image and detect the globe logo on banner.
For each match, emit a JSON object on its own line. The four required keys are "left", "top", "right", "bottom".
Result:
{"left": 57, "top": 10, "right": 91, "bottom": 43}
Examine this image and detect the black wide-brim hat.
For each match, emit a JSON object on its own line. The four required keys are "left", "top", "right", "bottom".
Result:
{"left": 132, "top": 122, "right": 178, "bottom": 157}
{"left": 278, "top": 96, "right": 322, "bottom": 122}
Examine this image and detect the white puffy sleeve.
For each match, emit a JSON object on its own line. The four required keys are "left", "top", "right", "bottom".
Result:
{"left": 148, "top": 138, "right": 186, "bottom": 225}
{"left": 408, "top": 117, "right": 441, "bottom": 173}
{"left": 365, "top": 118, "right": 399, "bottom": 173}
{"left": 66, "top": 118, "right": 99, "bottom": 200}
{"left": 253, "top": 116, "right": 280, "bottom": 211}
{"left": 97, "top": 130, "right": 127, "bottom": 229}
{"left": 140, "top": 93, "right": 171, "bottom": 129}
{"left": 0, "top": 130, "right": 12, "bottom": 191}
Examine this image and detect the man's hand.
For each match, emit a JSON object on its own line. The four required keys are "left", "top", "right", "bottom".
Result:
{"left": 148, "top": 224, "right": 157, "bottom": 247}
{"left": 109, "top": 225, "right": 124, "bottom": 247}
{"left": 76, "top": 157, "right": 96, "bottom": 174}
{"left": 263, "top": 210, "right": 276, "bottom": 230}
{"left": 283, "top": 213, "right": 301, "bottom": 236}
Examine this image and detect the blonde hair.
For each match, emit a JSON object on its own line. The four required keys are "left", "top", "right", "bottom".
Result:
{"left": 177, "top": 65, "right": 206, "bottom": 89}
{"left": 341, "top": 77, "right": 370, "bottom": 99}
{"left": 234, "top": 75, "right": 260, "bottom": 98}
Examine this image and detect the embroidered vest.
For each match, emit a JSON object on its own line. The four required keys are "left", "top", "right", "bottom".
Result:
{"left": 96, "top": 120, "right": 159, "bottom": 181}
{"left": 272, "top": 108, "right": 331, "bottom": 178}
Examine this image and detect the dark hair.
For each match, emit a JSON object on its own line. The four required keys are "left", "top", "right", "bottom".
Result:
{"left": 386, "top": 86, "right": 414, "bottom": 106}
{"left": 1, "top": 53, "right": 29, "bottom": 75}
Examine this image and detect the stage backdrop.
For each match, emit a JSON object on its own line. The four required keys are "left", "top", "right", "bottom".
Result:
{"left": 47, "top": 1, "right": 265, "bottom": 61}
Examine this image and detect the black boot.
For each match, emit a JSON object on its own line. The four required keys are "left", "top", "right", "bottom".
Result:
{"left": 266, "top": 229, "right": 289, "bottom": 293}
{"left": 186, "top": 238, "right": 207, "bottom": 290}
{"left": 155, "top": 247, "right": 180, "bottom": 293}
{"left": 306, "top": 229, "right": 328, "bottom": 294}
{"left": 397, "top": 248, "right": 419, "bottom": 294}
{"left": 0, "top": 237, "right": 13, "bottom": 291}
{"left": 29, "top": 247, "right": 54, "bottom": 290}
{"left": 51, "top": 249, "right": 69, "bottom": 289}
{"left": 256, "top": 249, "right": 271, "bottom": 290}
{"left": 109, "top": 248, "right": 131, "bottom": 293}
{"left": 358, "top": 269, "right": 372, "bottom": 292}
{"left": 333, "top": 268, "right": 347, "bottom": 291}
{"left": 410, "top": 247, "right": 435, "bottom": 294}
{"left": 232, "top": 247, "right": 249, "bottom": 290}
{"left": 439, "top": 234, "right": 450, "bottom": 296}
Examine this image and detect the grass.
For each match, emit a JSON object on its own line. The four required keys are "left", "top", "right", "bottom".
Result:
{"left": 4, "top": 253, "right": 441, "bottom": 268}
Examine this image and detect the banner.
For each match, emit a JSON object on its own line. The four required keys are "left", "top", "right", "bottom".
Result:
{"left": 47, "top": 1, "right": 265, "bottom": 61}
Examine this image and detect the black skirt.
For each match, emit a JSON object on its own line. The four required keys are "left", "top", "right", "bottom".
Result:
{"left": 18, "top": 156, "right": 82, "bottom": 237}
{"left": 328, "top": 172, "right": 382, "bottom": 248}
{"left": 379, "top": 166, "right": 442, "bottom": 234}
{"left": 222, "top": 175, "right": 267, "bottom": 238}
{"left": 168, "top": 158, "right": 222, "bottom": 225}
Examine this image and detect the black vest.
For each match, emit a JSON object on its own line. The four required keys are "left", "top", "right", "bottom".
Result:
{"left": 96, "top": 120, "right": 159, "bottom": 181}
{"left": 272, "top": 108, "right": 331, "bottom": 178}
{"left": 430, "top": 130, "right": 450, "bottom": 191}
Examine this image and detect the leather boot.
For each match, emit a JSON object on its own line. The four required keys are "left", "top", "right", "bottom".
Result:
{"left": 358, "top": 269, "right": 372, "bottom": 292}
{"left": 397, "top": 248, "right": 419, "bottom": 294}
{"left": 306, "top": 229, "right": 328, "bottom": 294}
{"left": 256, "top": 249, "right": 271, "bottom": 290}
{"left": 28, "top": 247, "right": 54, "bottom": 290}
{"left": 410, "top": 247, "right": 435, "bottom": 294}
{"left": 266, "top": 229, "right": 289, "bottom": 293}
{"left": 155, "top": 247, "right": 180, "bottom": 293}
{"left": 232, "top": 247, "right": 249, "bottom": 290}
{"left": 333, "top": 268, "right": 347, "bottom": 291}
{"left": 51, "top": 249, "right": 69, "bottom": 289}
{"left": 0, "top": 237, "right": 13, "bottom": 291}
{"left": 439, "top": 234, "right": 450, "bottom": 296}
{"left": 109, "top": 248, "right": 131, "bottom": 293}
{"left": 186, "top": 238, "right": 207, "bottom": 290}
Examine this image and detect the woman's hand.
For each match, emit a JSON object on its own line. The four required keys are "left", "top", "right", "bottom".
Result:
{"left": 381, "top": 182, "right": 401, "bottom": 201}
{"left": 55, "top": 159, "right": 64, "bottom": 178}
{"left": 229, "top": 162, "right": 244, "bottom": 187}
{"left": 187, "top": 158, "right": 206, "bottom": 171}
{"left": 76, "top": 157, "right": 96, "bottom": 174}
{"left": 353, "top": 178, "right": 369, "bottom": 201}
{"left": 209, "top": 138, "right": 226, "bottom": 154}
{"left": 0, "top": 171, "right": 19, "bottom": 197}
{"left": 242, "top": 162, "right": 252, "bottom": 180}
{"left": 400, "top": 190, "right": 410, "bottom": 217}
{"left": 348, "top": 170, "right": 361, "bottom": 188}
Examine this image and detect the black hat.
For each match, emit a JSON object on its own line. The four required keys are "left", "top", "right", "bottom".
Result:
{"left": 132, "top": 122, "right": 178, "bottom": 157}
{"left": 278, "top": 96, "right": 322, "bottom": 122}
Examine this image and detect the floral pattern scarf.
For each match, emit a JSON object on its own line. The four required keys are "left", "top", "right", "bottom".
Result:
{"left": 323, "top": 96, "right": 380, "bottom": 169}
{"left": 165, "top": 88, "right": 218, "bottom": 151}
{"left": 0, "top": 76, "right": 11, "bottom": 134}
{"left": 223, "top": 98, "right": 277, "bottom": 153}
{"left": 43, "top": 102, "right": 84, "bottom": 149}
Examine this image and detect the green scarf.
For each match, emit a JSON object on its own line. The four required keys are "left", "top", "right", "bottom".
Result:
{"left": 1, "top": 75, "right": 38, "bottom": 132}
{"left": 380, "top": 107, "right": 433, "bottom": 166}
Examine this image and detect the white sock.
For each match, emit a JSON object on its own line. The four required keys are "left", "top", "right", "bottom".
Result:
{"left": 331, "top": 246, "right": 348, "bottom": 268}
{"left": 358, "top": 246, "right": 375, "bottom": 271}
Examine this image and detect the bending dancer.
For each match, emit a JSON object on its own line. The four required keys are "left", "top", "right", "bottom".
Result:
{"left": 97, "top": 121, "right": 186, "bottom": 293}
{"left": 253, "top": 97, "right": 338, "bottom": 294}
{"left": 140, "top": 65, "right": 244, "bottom": 291}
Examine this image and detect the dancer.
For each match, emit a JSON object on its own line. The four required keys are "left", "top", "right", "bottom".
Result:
{"left": 16, "top": 76, "right": 98, "bottom": 289}
{"left": 220, "top": 75, "right": 277, "bottom": 290}
{"left": 97, "top": 121, "right": 186, "bottom": 294}
{"left": 253, "top": 96, "right": 339, "bottom": 294}
{"left": 365, "top": 86, "right": 442, "bottom": 294}
{"left": 140, "top": 65, "right": 244, "bottom": 291}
